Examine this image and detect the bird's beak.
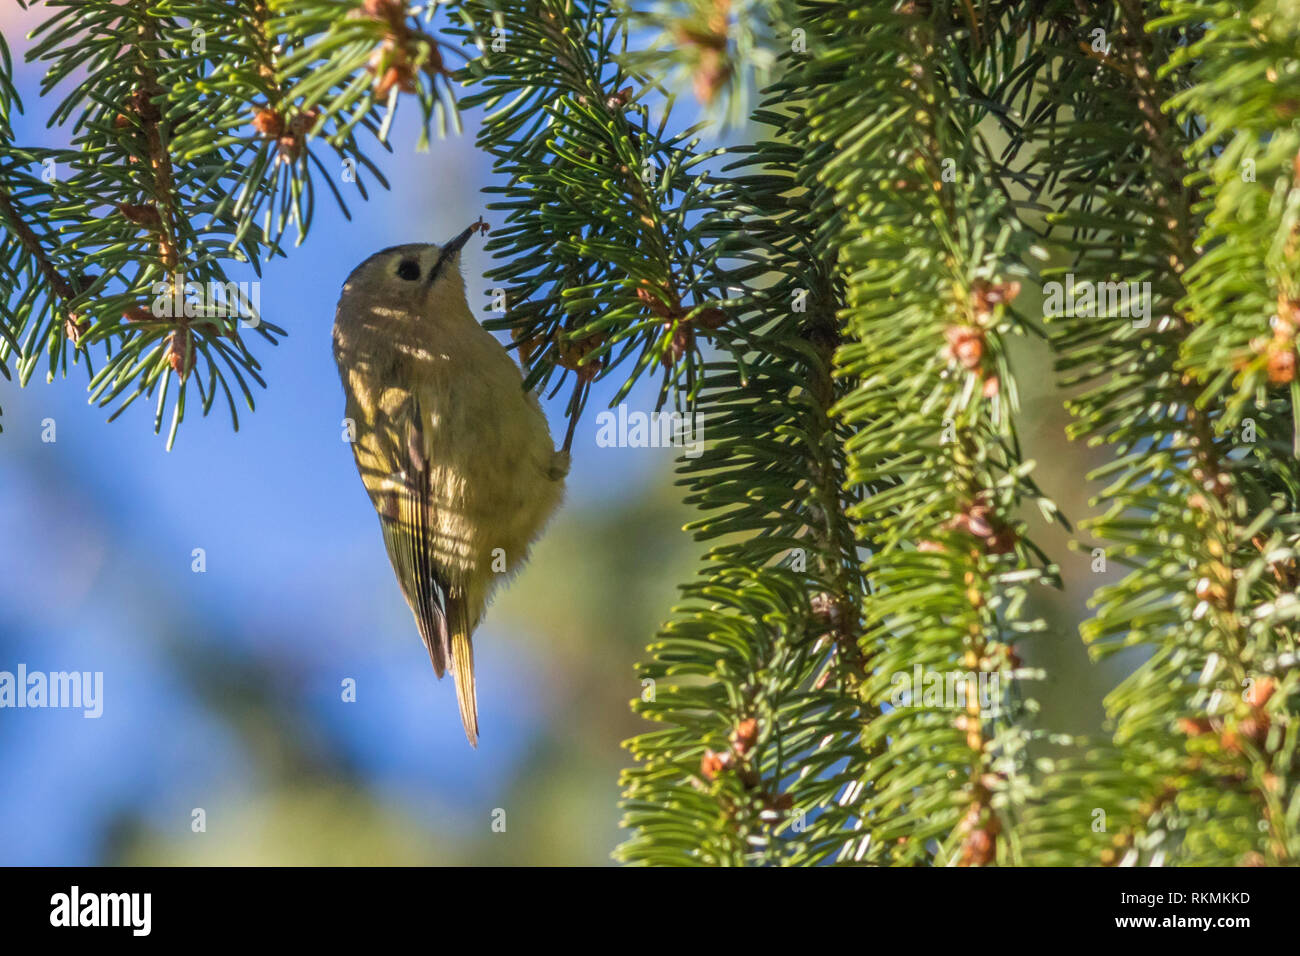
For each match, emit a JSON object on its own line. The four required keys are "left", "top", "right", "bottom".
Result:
{"left": 428, "top": 224, "right": 476, "bottom": 283}
{"left": 442, "top": 224, "right": 476, "bottom": 259}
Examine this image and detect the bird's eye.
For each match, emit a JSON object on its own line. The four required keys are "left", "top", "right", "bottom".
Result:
{"left": 395, "top": 259, "right": 421, "bottom": 281}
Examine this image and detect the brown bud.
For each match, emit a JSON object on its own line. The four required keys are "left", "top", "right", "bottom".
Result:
{"left": 988, "top": 530, "right": 1015, "bottom": 555}
{"left": 972, "top": 278, "right": 1021, "bottom": 317}
{"left": 637, "top": 280, "right": 681, "bottom": 319}
{"left": 1245, "top": 676, "right": 1275, "bottom": 709}
{"left": 421, "top": 41, "right": 449, "bottom": 80}
{"left": 278, "top": 134, "right": 304, "bottom": 162}
{"left": 118, "top": 203, "right": 162, "bottom": 231}
{"left": 732, "top": 718, "right": 758, "bottom": 755}
{"left": 700, "top": 748, "right": 729, "bottom": 780}
{"left": 959, "top": 827, "right": 995, "bottom": 866}
{"left": 167, "top": 330, "right": 193, "bottom": 380}
{"left": 605, "top": 87, "right": 633, "bottom": 110}
{"left": 1267, "top": 344, "right": 1296, "bottom": 384}
{"left": 1238, "top": 713, "right": 1269, "bottom": 744}
{"left": 988, "top": 280, "right": 1020, "bottom": 305}
{"left": 252, "top": 108, "right": 285, "bottom": 138}
{"left": 374, "top": 66, "right": 401, "bottom": 100}
{"left": 692, "top": 49, "right": 731, "bottom": 105}
{"left": 695, "top": 307, "right": 728, "bottom": 331}
{"left": 661, "top": 323, "right": 693, "bottom": 366}
{"left": 1176, "top": 716, "right": 1212, "bottom": 736}
{"left": 554, "top": 330, "right": 607, "bottom": 382}
{"left": 288, "top": 108, "right": 322, "bottom": 137}
{"left": 675, "top": 13, "right": 728, "bottom": 52}
{"left": 1195, "top": 577, "right": 1227, "bottom": 605}
{"left": 1275, "top": 294, "right": 1299, "bottom": 338}
{"left": 964, "top": 505, "right": 993, "bottom": 538}
{"left": 809, "top": 592, "right": 842, "bottom": 634}
{"left": 944, "top": 325, "right": 984, "bottom": 370}
{"left": 362, "top": 0, "right": 408, "bottom": 26}
{"left": 374, "top": 62, "right": 416, "bottom": 99}
{"left": 64, "top": 314, "right": 89, "bottom": 345}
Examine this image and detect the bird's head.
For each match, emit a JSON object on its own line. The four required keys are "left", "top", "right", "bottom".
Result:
{"left": 335, "top": 225, "right": 477, "bottom": 331}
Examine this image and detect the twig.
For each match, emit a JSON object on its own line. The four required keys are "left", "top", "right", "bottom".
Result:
{"left": 0, "top": 185, "right": 77, "bottom": 304}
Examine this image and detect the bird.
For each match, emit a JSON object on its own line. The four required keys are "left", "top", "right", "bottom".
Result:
{"left": 332, "top": 223, "right": 568, "bottom": 746}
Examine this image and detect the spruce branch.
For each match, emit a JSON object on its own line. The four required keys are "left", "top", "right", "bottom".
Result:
{"left": 1012, "top": 0, "right": 1298, "bottom": 866}
{"left": 456, "top": 0, "right": 731, "bottom": 435}
{"left": 0, "top": 0, "right": 469, "bottom": 446}
{"left": 815, "top": 2, "right": 1060, "bottom": 867}
{"left": 617, "top": 0, "right": 883, "bottom": 864}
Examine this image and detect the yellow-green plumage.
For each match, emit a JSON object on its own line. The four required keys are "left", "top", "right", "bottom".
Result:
{"left": 332, "top": 231, "right": 567, "bottom": 746}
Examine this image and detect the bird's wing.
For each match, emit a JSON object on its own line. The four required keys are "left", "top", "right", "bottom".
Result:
{"left": 368, "top": 389, "right": 453, "bottom": 680}
{"left": 367, "top": 389, "right": 480, "bottom": 746}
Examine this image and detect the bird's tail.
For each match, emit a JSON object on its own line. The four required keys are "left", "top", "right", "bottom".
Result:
{"left": 447, "top": 594, "right": 479, "bottom": 747}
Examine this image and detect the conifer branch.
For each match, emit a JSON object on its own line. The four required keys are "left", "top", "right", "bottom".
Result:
{"left": 818, "top": 3, "right": 1058, "bottom": 866}
{"left": 1014, "top": 0, "right": 1298, "bottom": 866}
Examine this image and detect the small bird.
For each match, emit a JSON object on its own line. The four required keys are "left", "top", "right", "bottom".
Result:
{"left": 332, "top": 224, "right": 568, "bottom": 746}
